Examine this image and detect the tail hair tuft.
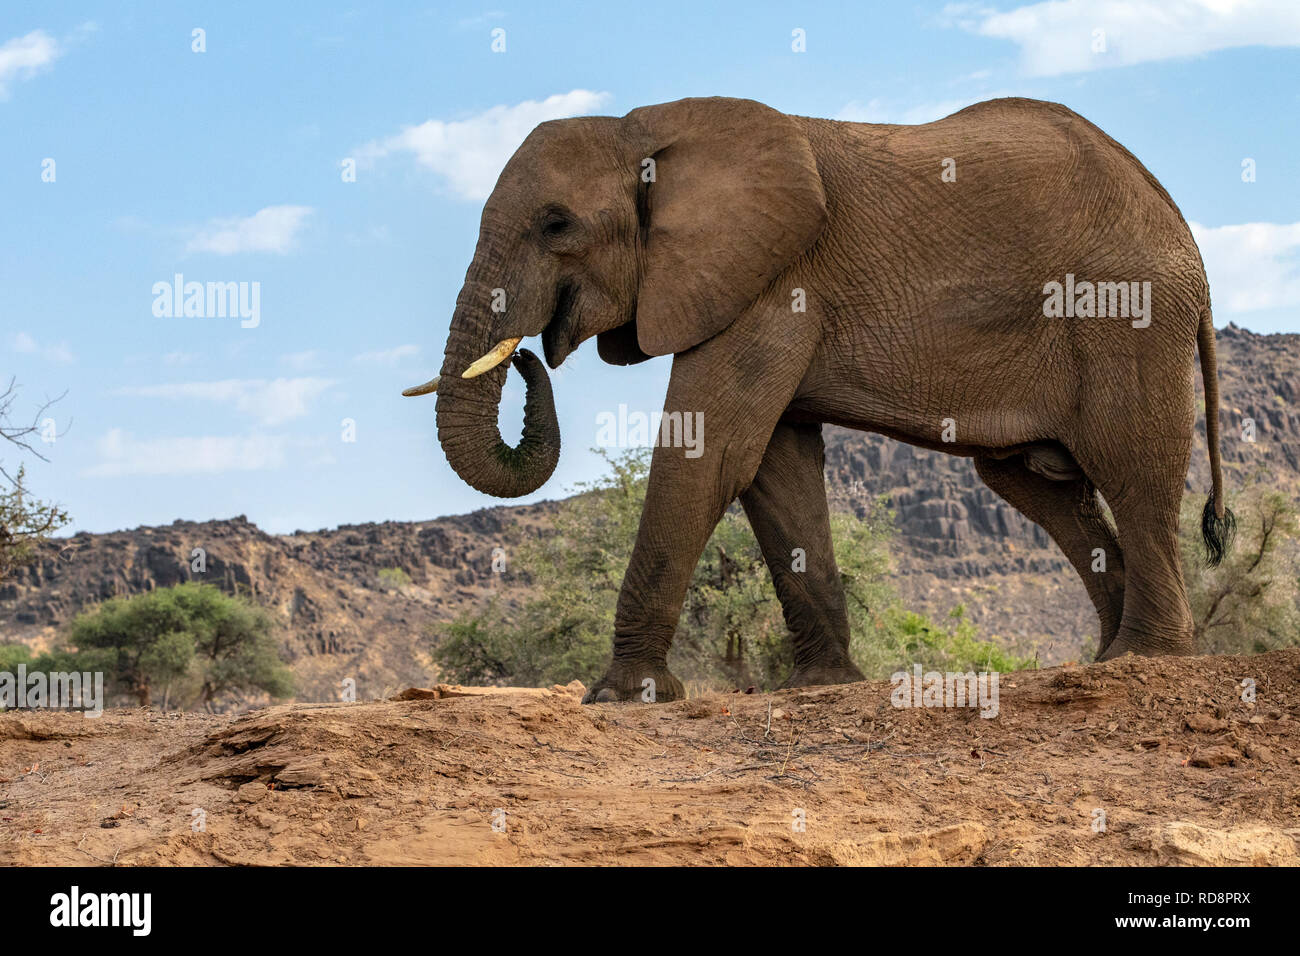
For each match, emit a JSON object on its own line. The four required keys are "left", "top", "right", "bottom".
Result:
{"left": 1201, "top": 493, "right": 1236, "bottom": 568}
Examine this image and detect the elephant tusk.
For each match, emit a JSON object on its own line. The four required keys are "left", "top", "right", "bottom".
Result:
{"left": 462, "top": 337, "right": 522, "bottom": 379}
{"left": 401, "top": 376, "right": 440, "bottom": 397}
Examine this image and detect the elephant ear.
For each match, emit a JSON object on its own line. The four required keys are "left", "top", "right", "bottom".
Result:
{"left": 621, "top": 97, "right": 827, "bottom": 357}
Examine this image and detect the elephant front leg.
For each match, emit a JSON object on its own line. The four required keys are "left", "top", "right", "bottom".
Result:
{"left": 581, "top": 439, "right": 733, "bottom": 703}
{"left": 582, "top": 316, "right": 821, "bottom": 703}
{"left": 740, "top": 421, "right": 864, "bottom": 689}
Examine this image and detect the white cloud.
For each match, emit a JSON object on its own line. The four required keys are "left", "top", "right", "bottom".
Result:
{"left": 355, "top": 344, "right": 419, "bottom": 365}
{"left": 114, "top": 378, "right": 337, "bottom": 426}
{"left": 357, "top": 90, "right": 613, "bottom": 201}
{"left": 0, "top": 30, "right": 59, "bottom": 98}
{"left": 185, "top": 205, "right": 313, "bottom": 255}
{"left": 13, "top": 330, "right": 74, "bottom": 363}
{"left": 951, "top": 0, "right": 1300, "bottom": 76}
{"left": 85, "top": 429, "right": 288, "bottom": 477}
{"left": 1191, "top": 220, "right": 1300, "bottom": 314}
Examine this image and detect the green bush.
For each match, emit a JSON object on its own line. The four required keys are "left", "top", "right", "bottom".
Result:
{"left": 377, "top": 567, "right": 412, "bottom": 589}
{"left": 863, "top": 605, "right": 1030, "bottom": 675}
{"left": 57, "top": 581, "right": 293, "bottom": 710}
{"left": 0, "top": 464, "right": 69, "bottom": 584}
{"left": 0, "top": 643, "right": 33, "bottom": 673}
{"left": 434, "top": 451, "right": 646, "bottom": 688}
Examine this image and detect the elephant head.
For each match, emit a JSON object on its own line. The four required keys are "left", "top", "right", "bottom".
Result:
{"left": 403, "top": 97, "right": 827, "bottom": 498}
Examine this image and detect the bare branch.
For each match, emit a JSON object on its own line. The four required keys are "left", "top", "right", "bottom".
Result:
{"left": 0, "top": 376, "right": 71, "bottom": 487}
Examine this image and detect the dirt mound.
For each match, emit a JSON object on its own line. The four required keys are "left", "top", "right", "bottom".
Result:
{"left": 2, "top": 650, "right": 1298, "bottom": 866}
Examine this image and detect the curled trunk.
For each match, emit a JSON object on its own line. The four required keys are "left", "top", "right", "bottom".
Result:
{"left": 435, "top": 284, "right": 560, "bottom": 498}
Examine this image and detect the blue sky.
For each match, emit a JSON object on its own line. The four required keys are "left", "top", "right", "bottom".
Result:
{"left": 3, "top": 1, "right": 1298, "bottom": 535}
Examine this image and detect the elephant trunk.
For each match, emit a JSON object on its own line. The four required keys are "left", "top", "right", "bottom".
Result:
{"left": 434, "top": 280, "right": 560, "bottom": 498}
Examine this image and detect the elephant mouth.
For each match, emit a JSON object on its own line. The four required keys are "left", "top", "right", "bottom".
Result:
{"left": 400, "top": 279, "right": 581, "bottom": 399}
{"left": 542, "top": 280, "right": 578, "bottom": 369}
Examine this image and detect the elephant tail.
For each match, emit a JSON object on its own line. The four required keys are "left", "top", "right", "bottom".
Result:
{"left": 1198, "top": 305, "right": 1235, "bottom": 567}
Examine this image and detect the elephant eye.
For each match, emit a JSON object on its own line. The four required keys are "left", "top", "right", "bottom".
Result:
{"left": 539, "top": 209, "right": 575, "bottom": 240}
{"left": 542, "top": 217, "right": 570, "bottom": 237}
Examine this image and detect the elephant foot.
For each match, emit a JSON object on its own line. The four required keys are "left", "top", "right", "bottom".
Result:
{"left": 1095, "top": 628, "right": 1194, "bottom": 662}
{"left": 780, "top": 661, "right": 866, "bottom": 690}
{"left": 582, "top": 660, "right": 685, "bottom": 704}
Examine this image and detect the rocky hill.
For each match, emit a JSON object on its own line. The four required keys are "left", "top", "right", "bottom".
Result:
{"left": 0, "top": 505, "right": 557, "bottom": 701}
{"left": 1, "top": 325, "right": 1296, "bottom": 698}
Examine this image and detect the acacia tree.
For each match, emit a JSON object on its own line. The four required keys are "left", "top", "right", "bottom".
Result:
{"left": 1181, "top": 475, "right": 1300, "bottom": 655}
{"left": 61, "top": 582, "right": 293, "bottom": 710}
{"left": 0, "top": 378, "right": 69, "bottom": 582}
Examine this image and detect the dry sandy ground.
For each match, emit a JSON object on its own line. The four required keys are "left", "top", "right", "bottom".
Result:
{"left": 2, "top": 650, "right": 1299, "bottom": 866}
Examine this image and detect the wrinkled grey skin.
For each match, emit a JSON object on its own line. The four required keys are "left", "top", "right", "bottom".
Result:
{"left": 420, "top": 96, "right": 1232, "bottom": 703}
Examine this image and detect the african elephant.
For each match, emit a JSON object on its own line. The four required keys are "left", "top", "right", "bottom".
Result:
{"left": 404, "top": 96, "right": 1234, "bottom": 703}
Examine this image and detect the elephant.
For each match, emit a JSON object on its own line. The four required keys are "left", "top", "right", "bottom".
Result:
{"left": 404, "top": 95, "right": 1234, "bottom": 703}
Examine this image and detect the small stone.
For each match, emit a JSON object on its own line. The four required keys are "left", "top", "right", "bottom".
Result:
{"left": 1188, "top": 746, "right": 1240, "bottom": 768}
{"left": 684, "top": 701, "right": 712, "bottom": 719}
{"left": 235, "top": 781, "right": 269, "bottom": 803}
{"left": 1184, "top": 714, "right": 1227, "bottom": 733}
{"left": 1244, "top": 742, "right": 1275, "bottom": 763}
{"left": 392, "top": 687, "right": 440, "bottom": 701}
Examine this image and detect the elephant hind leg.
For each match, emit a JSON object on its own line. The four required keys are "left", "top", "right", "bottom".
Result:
{"left": 1090, "top": 458, "right": 1195, "bottom": 660}
{"left": 740, "top": 421, "right": 865, "bottom": 689}
{"left": 1062, "top": 430, "right": 1195, "bottom": 659}
{"left": 974, "top": 454, "right": 1126, "bottom": 657}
